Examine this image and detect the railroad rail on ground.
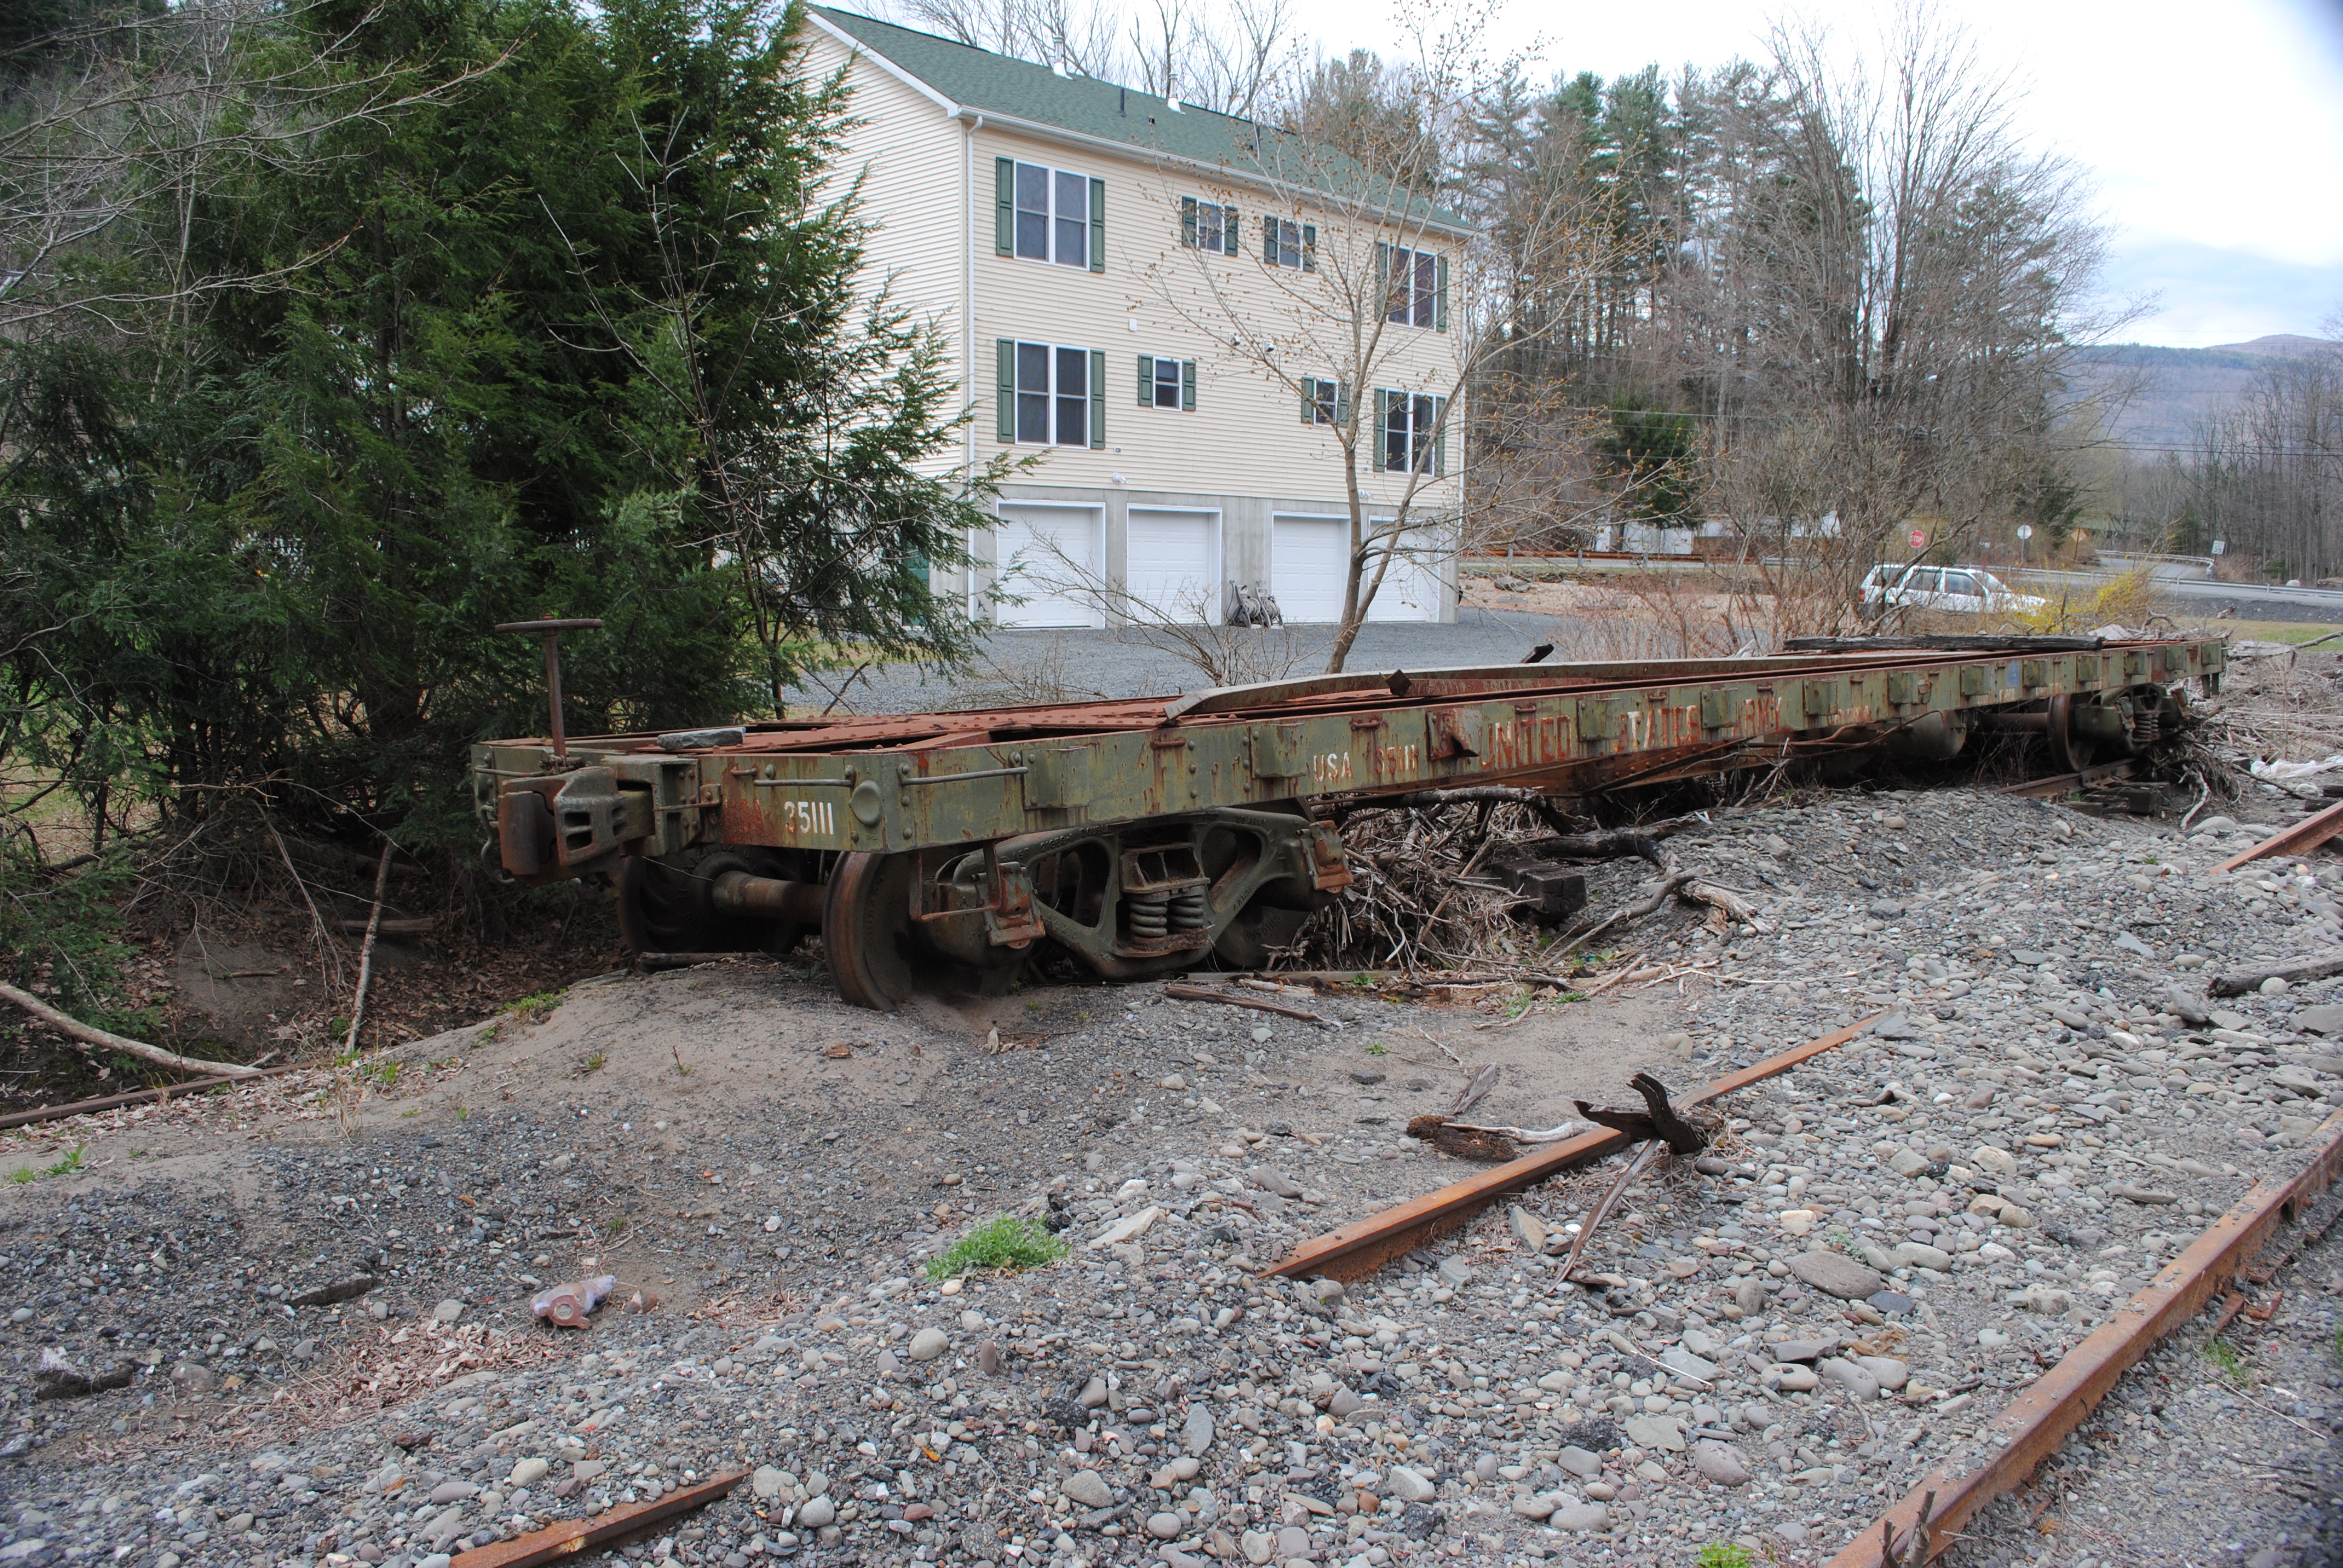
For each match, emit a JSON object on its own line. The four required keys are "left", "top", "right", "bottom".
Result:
{"left": 472, "top": 636, "right": 2226, "bottom": 1010}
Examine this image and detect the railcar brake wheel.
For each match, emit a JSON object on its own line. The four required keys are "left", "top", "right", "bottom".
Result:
{"left": 822, "top": 851, "right": 921, "bottom": 1011}
{"left": 2045, "top": 693, "right": 2094, "bottom": 774}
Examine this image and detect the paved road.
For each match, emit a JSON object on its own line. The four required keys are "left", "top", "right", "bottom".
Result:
{"left": 2016, "top": 566, "right": 2343, "bottom": 620}
{"left": 1472, "top": 554, "right": 2343, "bottom": 627}
{"left": 786, "top": 606, "right": 1562, "bottom": 714}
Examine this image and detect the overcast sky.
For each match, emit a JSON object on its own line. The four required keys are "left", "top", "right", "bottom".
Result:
{"left": 1278, "top": 0, "right": 2343, "bottom": 348}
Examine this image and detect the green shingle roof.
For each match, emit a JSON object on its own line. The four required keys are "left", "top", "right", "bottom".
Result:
{"left": 807, "top": 7, "right": 1470, "bottom": 232}
{"left": 811, "top": 7, "right": 1264, "bottom": 166}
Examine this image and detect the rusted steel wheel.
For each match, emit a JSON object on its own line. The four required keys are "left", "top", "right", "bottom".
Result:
{"left": 822, "top": 851, "right": 921, "bottom": 1011}
{"left": 2045, "top": 693, "right": 2096, "bottom": 774}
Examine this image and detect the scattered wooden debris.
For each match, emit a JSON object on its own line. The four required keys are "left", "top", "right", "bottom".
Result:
{"left": 1159, "top": 982, "right": 1323, "bottom": 1022}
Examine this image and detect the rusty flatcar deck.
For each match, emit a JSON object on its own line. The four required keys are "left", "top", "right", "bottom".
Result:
{"left": 471, "top": 636, "right": 2224, "bottom": 1007}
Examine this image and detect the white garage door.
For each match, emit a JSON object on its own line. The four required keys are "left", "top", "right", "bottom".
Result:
{"left": 1126, "top": 508, "right": 1216, "bottom": 622}
{"left": 1365, "top": 529, "right": 1442, "bottom": 622}
{"left": 995, "top": 505, "right": 1101, "bottom": 628}
{"left": 1271, "top": 514, "right": 1348, "bottom": 623}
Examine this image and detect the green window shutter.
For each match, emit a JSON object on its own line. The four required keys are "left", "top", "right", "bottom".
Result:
{"left": 994, "top": 158, "right": 1013, "bottom": 255}
{"left": 1432, "top": 394, "right": 1449, "bottom": 477}
{"left": 1089, "top": 348, "right": 1106, "bottom": 447}
{"left": 1138, "top": 354, "right": 1154, "bottom": 406}
{"left": 1377, "top": 241, "right": 1391, "bottom": 312}
{"left": 1181, "top": 359, "right": 1196, "bottom": 412}
{"left": 1181, "top": 197, "right": 1197, "bottom": 248}
{"left": 1336, "top": 381, "right": 1349, "bottom": 426}
{"left": 1089, "top": 177, "right": 1106, "bottom": 273}
{"left": 996, "top": 339, "right": 1015, "bottom": 441}
{"left": 1302, "top": 223, "right": 1317, "bottom": 272}
{"left": 1374, "top": 388, "right": 1390, "bottom": 465}
{"left": 1300, "top": 376, "right": 1316, "bottom": 424}
{"left": 1223, "top": 206, "right": 1239, "bottom": 252}
{"left": 1435, "top": 253, "right": 1450, "bottom": 331}
{"left": 1263, "top": 215, "right": 1278, "bottom": 263}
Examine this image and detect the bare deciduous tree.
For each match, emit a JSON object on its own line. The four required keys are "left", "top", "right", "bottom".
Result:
{"left": 1137, "top": 20, "right": 1611, "bottom": 671}
{"left": 1653, "top": 10, "right": 2119, "bottom": 637}
{"left": 882, "top": 0, "right": 1290, "bottom": 115}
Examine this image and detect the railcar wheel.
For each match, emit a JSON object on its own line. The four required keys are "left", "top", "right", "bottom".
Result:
{"left": 2045, "top": 694, "right": 2096, "bottom": 774}
{"left": 822, "top": 851, "right": 922, "bottom": 1011}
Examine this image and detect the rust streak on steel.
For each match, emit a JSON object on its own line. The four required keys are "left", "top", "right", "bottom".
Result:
{"left": 1828, "top": 1105, "right": 2343, "bottom": 1568}
{"left": 1262, "top": 1014, "right": 1883, "bottom": 1282}
{"left": 2214, "top": 796, "right": 2343, "bottom": 874}
{"left": 451, "top": 1469, "right": 747, "bottom": 1568}
{"left": 1993, "top": 758, "right": 2137, "bottom": 800}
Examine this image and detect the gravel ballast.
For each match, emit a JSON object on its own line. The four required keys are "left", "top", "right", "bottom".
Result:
{"left": 4, "top": 780, "right": 2341, "bottom": 1568}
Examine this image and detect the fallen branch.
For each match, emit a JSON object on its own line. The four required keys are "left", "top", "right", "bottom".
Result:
{"left": 332, "top": 916, "right": 435, "bottom": 937}
{"left": 1578, "top": 957, "right": 1659, "bottom": 998}
{"left": 265, "top": 814, "right": 344, "bottom": 993}
{"left": 1555, "top": 1137, "right": 1665, "bottom": 1281}
{"left": 0, "top": 982, "right": 263, "bottom": 1079}
{"left": 1404, "top": 1115, "right": 1523, "bottom": 1161}
{"left": 1450, "top": 1118, "right": 1582, "bottom": 1144}
{"left": 2207, "top": 950, "right": 2343, "bottom": 998}
{"left": 343, "top": 843, "right": 394, "bottom": 1056}
{"left": 1554, "top": 869, "right": 1697, "bottom": 959}
{"left": 1575, "top": 1071, "right": 1712, "bottom": 1155}
{"left": 1160, "top": 983, "right": 1323, "bottom": 1022}
{"left": 1449, "top": 1061, "right": 1500, "bottom": 1117}
{"left": 1681, "top": 879, "right": 1774, "bottom": 933}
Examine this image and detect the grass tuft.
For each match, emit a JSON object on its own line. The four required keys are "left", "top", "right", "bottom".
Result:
{"left": 1696, "top": 1545, "right": 1756, "bottom": 1568}
{"left": 9, "top": 1145, "right": 85, "bottom": 1183}
{"left": 926, "top": 1214, "right": 1068, "bottom": 1281}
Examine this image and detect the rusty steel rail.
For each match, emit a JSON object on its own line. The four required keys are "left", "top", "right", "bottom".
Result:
{"left": 2214, "top": 795, "right": 2343, "bottom": 874}
{"left": 1263, "top": 1014, "right": 1883, "bottom": 1281}
{"left": 0, "top": 1064, "right": 301, "bottom": 1132}
{"left": 451, "top": 1468, "right": 747, "bottom": 1568}
{"left": 1831, "top": 1105, "right": 2343, "bottom": 1568}
{"left": 1994, "top": 757, "right": 2138, "bottom": 799}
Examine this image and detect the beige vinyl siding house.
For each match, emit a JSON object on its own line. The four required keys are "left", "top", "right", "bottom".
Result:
{"left": 801, "top": 7, "right": 1470, "bottom": 626}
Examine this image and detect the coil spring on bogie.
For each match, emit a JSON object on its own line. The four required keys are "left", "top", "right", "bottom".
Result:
{"left": 1127, "top": 891, "right": 1170, "bottom": 938}
{"left": 1168, "top": 887, "right": 1208, "bottom": 931}
{"left": 2132, "top": 708, "right": 2164, "bottom": 745}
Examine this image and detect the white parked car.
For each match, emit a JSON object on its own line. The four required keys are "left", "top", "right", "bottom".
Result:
{"left": 1859, "top": 563, "right": 2046, "bottom": 617}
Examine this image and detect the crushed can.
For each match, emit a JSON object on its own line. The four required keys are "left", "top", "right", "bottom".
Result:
{"left": 531, "top": 1273, "right": 618, "bottom": 1328}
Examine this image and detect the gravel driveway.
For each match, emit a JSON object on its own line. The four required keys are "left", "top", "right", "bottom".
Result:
{"left": 785, "top": 609, "right": 1560, "bottom": 714}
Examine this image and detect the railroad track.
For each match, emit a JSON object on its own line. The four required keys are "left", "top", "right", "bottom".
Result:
{"left": 1250, "top": 1013, "right": 2343, "bottom": 1567}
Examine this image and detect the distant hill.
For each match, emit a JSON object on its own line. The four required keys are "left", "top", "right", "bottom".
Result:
{"left": 2068, "top": 334, "right": 2335, "bottom": 451}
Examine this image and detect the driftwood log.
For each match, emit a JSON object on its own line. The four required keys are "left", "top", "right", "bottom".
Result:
{"left": 1573, "top": 1072, "right": 1711, "bottom": 1155}
{"left": 1404, "top": 1115, "right": 1524, "bottom": 1162}
{"left": 2207, "top": 951, "right": 2343, "bottom": 997}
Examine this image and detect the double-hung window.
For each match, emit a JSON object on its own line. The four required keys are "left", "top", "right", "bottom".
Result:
{"left": 996, "top": 158, "right": 1104, "bottom": 272}
{"left": 998, "top": 341, "right": 1104, "bottom": 448}
{"left": 1262, "top": 216, "right": 1316, "bottom": 270}
{"left": 1181, "top": 197, "right": 1239, "bottom": 255}
{"left": 1378, "top": 390, "right": 1448, "bottom": 475}
{"left": 1380, "top": 243, "right": 1448, "bottom": 328}
{"left": 1137, "top": 354, "right": 1196, "bottom": 411}
{"left": 1300, "top": 376, "right": 1348, "bottom": 427}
